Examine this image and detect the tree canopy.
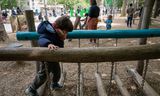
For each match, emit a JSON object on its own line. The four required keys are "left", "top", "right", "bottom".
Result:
{"left": 0, "top": 0, "right": 17, "bottom": 9}
{"left": 47, "top": 0, "right": 89, "bottom": 9}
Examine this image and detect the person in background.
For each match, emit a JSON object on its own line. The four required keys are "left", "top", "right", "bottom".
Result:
{"left": 11, "top": 8, "right": 17, "bottom": 16}
{"left": 25, "top": 16, "right": 73, "bottom": 96}
{"left": 38, "top": 12, "right": 43, "bottom": 22}
{"left": 2, "top": 10, "right": 8, "bottom": 22}
{"left": 126, "top": 3, "right": 134, "bottom": 28}
{"left": 87, "top": 0, "right": 100, "bottom": 44}
{"left": 17, "top": 7, "right": 23, "bottom": 15}
{"left": 104, "top": 15, "right": 113, "bottom": 30}
{"left": 81, "top": 13, "right": 89, "bottom": 29}
{"left": 52, "top": 9, "right": 57, "bottom": 17}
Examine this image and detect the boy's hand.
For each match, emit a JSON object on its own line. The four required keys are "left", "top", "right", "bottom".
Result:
{"left": 56, "top": 29, "right": 67, "bottom": 40}
{"left": 56, "top": 29, "right": 65, "bottom": 36}
{"left": 48, "top": 44, "right": 59, "bottom": 50}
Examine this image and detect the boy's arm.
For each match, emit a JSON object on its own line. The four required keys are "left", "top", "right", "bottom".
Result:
{"left": 38, "top": 38, "right": 51, "bottom": 47}
{"left": 38, "top": 38, "right": 59, "bottom": 50}
{"left": 56, "top": 29, "right": 67, "bottom": 40}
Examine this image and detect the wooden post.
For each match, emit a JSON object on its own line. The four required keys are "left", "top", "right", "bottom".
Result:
{"left": 77, "top": 72, "right": 84, "bottom": 96}
{"left": 95, "top": 72, "right": 108, "bottom": 96}
{"left": 25, "top": 10, "right": 44, "bottom": 96}
{"left": 25, "top": 10, "right": 40, "bottom": 72}
{"left": 113, "top": 74, "right": 131, "bottom": 96}
{"left": 10, "top": 16, "right": 18, "bottom": 33}
{"left": 0, "top": 10, "right": 9, "bottom": 41}
{"left": 137, "top": 0, "right": 155, "bottom": 75}
{"left": 127, "top": 68, "right": 159, "bottom": 96}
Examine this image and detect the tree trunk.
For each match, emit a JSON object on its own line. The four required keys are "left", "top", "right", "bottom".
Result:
{"left": 96, "top": 0, "right": 102, "bottom": 6}
{"left": 0, "top": 8, "right": 9, "bottom": 42}
{"left": 136, "top": 0, "right": 155, "bottom": 76}
{"left": 153, "top": 0, "right": 160, "bottom": 18}
{"left": 121, "top": 0, "right": 127, "bottom": 16}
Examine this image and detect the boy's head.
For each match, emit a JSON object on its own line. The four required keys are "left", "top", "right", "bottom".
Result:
{"left": 108, "top": 15, "right": 112, "bottom": 20}
{"left": 129, "top": 3, "right": 133, "bottom": 7}
{"left": 90, "top": 0, "right": 97, "bottom": 6}
{"left": 85, "top": 13, "right": 89, "bottom": 16}
{"left": 54, "top": 16, "right": 73, "bottom": 32}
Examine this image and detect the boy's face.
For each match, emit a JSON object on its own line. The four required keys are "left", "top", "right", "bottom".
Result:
{"left": 62, "top": 30, "right": 68, "bottom": 34}
{"left": 55, "top": 28, "right": 68, "bottom": 34}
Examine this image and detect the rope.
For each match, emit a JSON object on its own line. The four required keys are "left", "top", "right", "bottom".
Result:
{"left": 96, "top": 38, "right": 99, "bottom": 73}
{"left": 114, "top": 38, "right": 118, "bottom": 74}
{"left": 141, "top": 59, "right": 149, "bottom": 89}
{"left": 77, "top": 62, "right": 81, "bottom": 96}
{"left": 108, "top": 62, "right": 114, "bottom": 96}
{"left": 77, "top": 39, "right": 81, "bottom": 96}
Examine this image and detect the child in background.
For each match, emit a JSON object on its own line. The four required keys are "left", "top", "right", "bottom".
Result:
{"left": 104, "top": 15, "right": 113, "bottom": 30}
{"left": 81, "top": 13, "right": 89, "bottom": 29}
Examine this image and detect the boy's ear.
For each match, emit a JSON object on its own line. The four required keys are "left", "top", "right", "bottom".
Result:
{"left": 52, "top": 22, "right": 58, "bottom": 28}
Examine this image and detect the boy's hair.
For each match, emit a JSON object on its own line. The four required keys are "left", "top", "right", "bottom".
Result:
{"left": 90, "top": 0, "right": 97, "bottom": 5}
{"left": 108, "top": 15, "right": 112, "bottom": 20}
{"left": 129, "top": 3, "right": 133, "bottom": 7}
{"left": 55, "top": 16, "right": 73, "bottom": 32}
{"left": 85, "top": 13, "right": 89, "bottom": 16}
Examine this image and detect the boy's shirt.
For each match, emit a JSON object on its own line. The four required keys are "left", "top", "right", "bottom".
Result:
{"left": 38, "top": 22, "right": 64, "bottom": 48}
{"left": 105, "top": 19, "right": 112, "bottom": 29}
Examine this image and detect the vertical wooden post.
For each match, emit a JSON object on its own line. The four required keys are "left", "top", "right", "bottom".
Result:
{"left": 137, "top": 0, "right": 155, "bottom": 75}
{"left": 0, "top": 8, "right": 9, "bottom": 41}
{"left": 25, "top": 10, "right": 47, "bottom": 96}
{"left": 25, "top": 10, "right": 40, "bottom": 72}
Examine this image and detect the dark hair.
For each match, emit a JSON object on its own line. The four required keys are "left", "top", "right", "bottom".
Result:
{"left": 108, "top": 15, "right": 112, "bottom": 20}
{"left": 85, "top": 13, "right": 88, "bottom": 16}
{"left": 55, "top": 16, "right": 73, "bottom": 32}
{"left": 91, "top": 0, "right": 97, "bottom": 5}
{"left": 130, "top": 3, "right": 133, "bottom": 7}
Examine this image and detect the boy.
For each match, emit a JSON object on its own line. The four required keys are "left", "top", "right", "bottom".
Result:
{"left": 104, "top": 15, "right": 112, "bottom": 30}
{"left": 25, "top": 16, "right": 73, "bottom": 96}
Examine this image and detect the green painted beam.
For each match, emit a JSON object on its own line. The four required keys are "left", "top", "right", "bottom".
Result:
{"left": 16, "top": 29, "right": 160, "bottom": 40}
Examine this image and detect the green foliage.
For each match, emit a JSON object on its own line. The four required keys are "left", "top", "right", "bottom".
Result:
{"left": 1, "top": 0, "right": 17, "bottom": 9}
{"left": 139, "top": 0, "right": 144, "bottom": 6}
{"left": 47, "top": 0, "right": 89, "bottom": 9}
{"left": 104, "top": 0, "right": 122, "bottom": 8}
{"left": 106, "top": 0, "right": 112, "bottom": 6}
{"left": 115, "top": 0, "right": 123, "bottom": 8}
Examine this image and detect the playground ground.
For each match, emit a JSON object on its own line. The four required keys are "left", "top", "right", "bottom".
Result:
{"left": 0, "top": 15, "right": 160, "bottom": 96}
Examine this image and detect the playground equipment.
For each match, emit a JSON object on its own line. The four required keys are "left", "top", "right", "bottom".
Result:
{"left": 11, "top": 28, "right": 160, "bottom": 96}
{"left": 3, "top": 10, "right": 160, "bottom": 96}
{"left": 1, "top": 44, "right": 160, "bottom": 62}
{"left": 16, "top": 29, "right": 160, "bottom": 40}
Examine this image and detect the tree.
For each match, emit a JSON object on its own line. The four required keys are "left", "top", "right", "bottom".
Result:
{"left": 136, "top": 0, "right": 155, "bottom": 75}
{"left": 121, "top": 0, "right": 127, "bottom": 16}
{"left": 47, "top": 0, "right": 82, "bottom": 9}
{"left": 152, "top": 0, "right": 160, "bottom": 18}
{"left": 0, "top": 8, "right": 9, "bottom": 42}
{"left": 1, "top": 0, "right": 17, "bottom": 9}
{"left": 116, "top": 0, "right": 123, "bottom": 9}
